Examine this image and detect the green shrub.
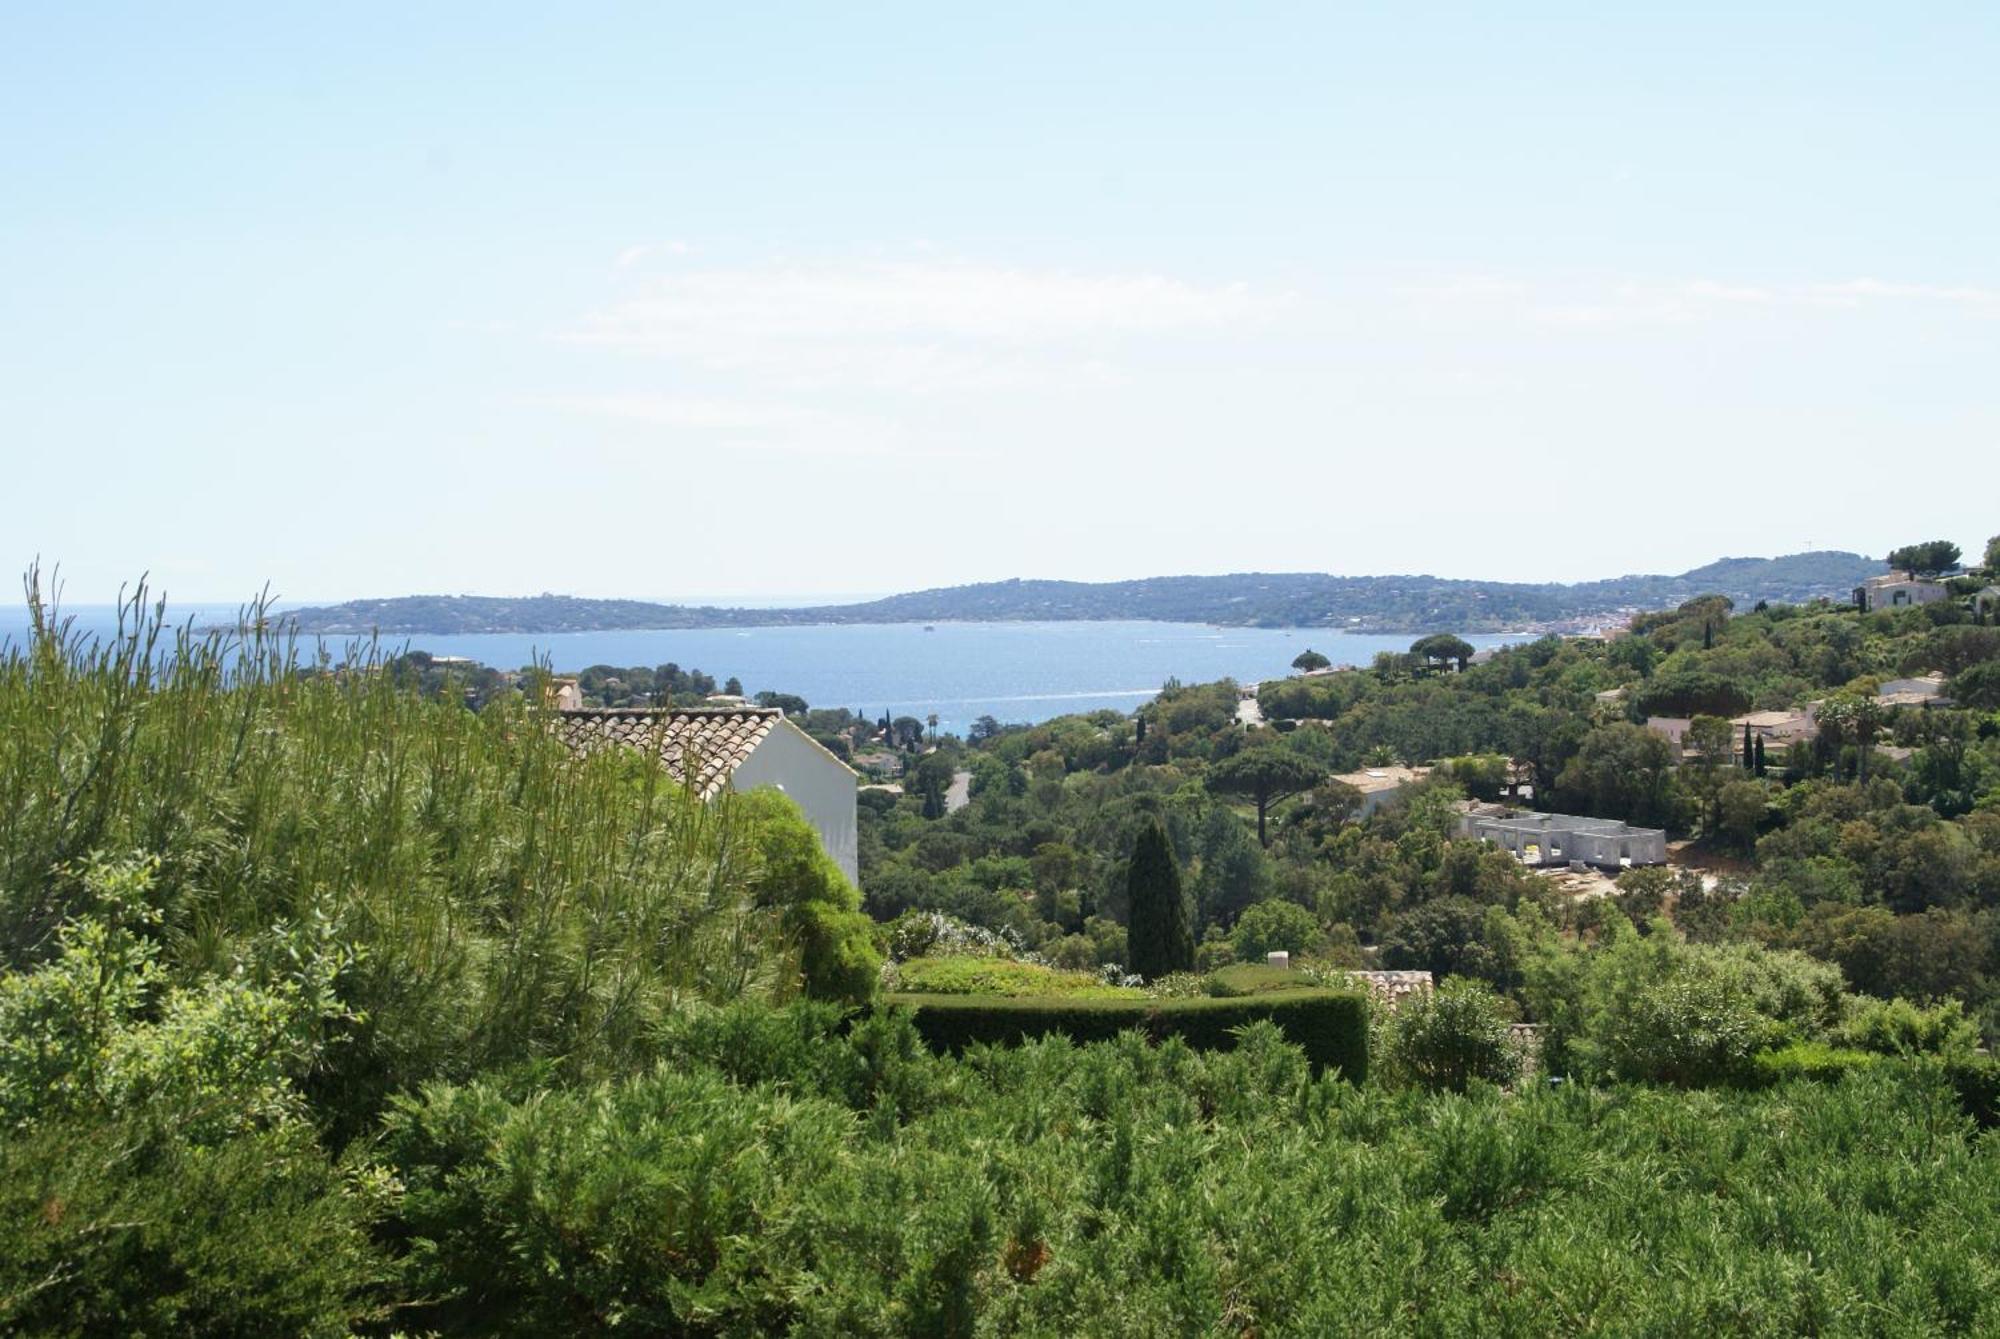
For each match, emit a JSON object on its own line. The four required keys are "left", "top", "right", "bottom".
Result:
{"left": 890, "top": 988, "right": 1369, "bottom": 1080}
{"left": 0, "top": 1115, "right": 385, "bottom": 1337}
{"left": 738, "top": 789, "right": 881, "bottom": 1005}
{"left": 1526, "top": 921, "right": 1843, "bottom": 1085}
{"left": 1750, "top": 1041, "right": 1881, "bottom": 1086}
{"left": 1229, "top": 899, "right": 1321, "bottom": 961}
{"left": 376, "top": 1028, "right": 2000, "bottom": 1336}
{"left": 1943, "top": 1054, "right": 2000, "bottom": 1129}
{"left": 383, "top": 1066, "right": 869, "bottom": 1336}
{"left": 1837, "top": 996, "right": 1981, "bottom": 1058}
{"left": 0, "top": 585, "right": 793, "bottom": 1137}
{"left": 1603, "top": 973, "right": 1776, "bottom": 1087}
{"left": 1381, "top": 978, "right": 1520, "bottom": 1093}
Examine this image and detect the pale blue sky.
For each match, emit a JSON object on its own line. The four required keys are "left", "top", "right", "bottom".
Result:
{"left": 4, "top": 3, "right": 1996, "bottom": 602}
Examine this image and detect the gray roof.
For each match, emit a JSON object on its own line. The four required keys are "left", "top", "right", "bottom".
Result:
{"left": 1463, "top": 808, "right": 1662, "bottom": 838}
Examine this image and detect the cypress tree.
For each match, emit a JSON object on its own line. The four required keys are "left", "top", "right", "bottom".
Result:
{"left": 1742, "top": 722, "right": 1754, "bottom": 771}
{"left": 1126, "top": 818, "right": 1193, "bottom": 979}
{"left": 1754, "top": 735, "right": 1766, "bottom": 777}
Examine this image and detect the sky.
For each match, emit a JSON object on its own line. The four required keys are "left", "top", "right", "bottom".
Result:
{"left": 3, "top": 3, "right": 1996, "bottom": 604}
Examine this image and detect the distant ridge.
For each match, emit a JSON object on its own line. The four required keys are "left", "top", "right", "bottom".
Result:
{"left": 277, "top": 551, "right": 1881, "bottom": 636}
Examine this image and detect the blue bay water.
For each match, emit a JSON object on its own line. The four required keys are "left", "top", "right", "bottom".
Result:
{"left": 1, "top": 606, "right": 1518, "bottom": 736}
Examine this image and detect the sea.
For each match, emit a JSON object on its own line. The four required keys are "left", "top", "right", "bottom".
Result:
{"left": 1, "top": 604, "right": 1519, "bottom": 736}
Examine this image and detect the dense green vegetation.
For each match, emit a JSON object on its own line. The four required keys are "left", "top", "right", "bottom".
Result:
{"left": 283, "top": 550, "right": 1881, "bottom": 634}
{"left": 9, "top": 546, "right": 2000, "bottom": 1335}
{"left": 860, "top": 540, "right": 2000, "bottom": 1039}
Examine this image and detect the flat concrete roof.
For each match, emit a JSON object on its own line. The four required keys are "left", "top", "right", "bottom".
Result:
{"left": 1463, "top": 809, "right": 1662, "bottom": 838}
{"left": 1332, "top": 764, "right": 1431, "bottom": 794}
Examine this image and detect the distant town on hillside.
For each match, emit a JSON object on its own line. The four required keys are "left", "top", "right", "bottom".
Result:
{"left": 280, "top": 550, "right": 1884, "bottom": 636}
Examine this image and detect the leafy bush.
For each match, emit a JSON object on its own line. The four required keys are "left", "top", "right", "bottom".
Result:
{"left": 890, "top": 988, "right": 1370, "bottom": 1080}
{"left": 1525, "top": 919, "right": 1845, "bottom": 1084}
{"left": 1205, "top": 962, "right": 1318, "bottom": 994}
{"left": 1229, "top": 898, "right": 1322, "bottom": 961}
{"left": 1837, "top": 996, "right": 1981, "bottom": 1058}
{"left": 738, "top": 789, "right": 881, "bottom": 1004}
{"left": 0, "top": 857, "right": 386, "bottom": 1335}
{"left": 0, "top": 1116, "right": 387, "bottom": 1337}
{"left": 1380, "top": 978, "right": 1520, "bottom": 1093}
{"left": 1602, "top": 972, "right": 1775, "bottom": 1087}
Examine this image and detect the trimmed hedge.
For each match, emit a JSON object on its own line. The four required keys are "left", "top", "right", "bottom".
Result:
{"left": 1748, "top": 1042, "right": 1880, "bottom": 1087}
{"left": 888, "top": 987, "right": 1369, "bottom": 1082}
{"left": 1205, "top": 963, "right": 1318, "bottom": 995}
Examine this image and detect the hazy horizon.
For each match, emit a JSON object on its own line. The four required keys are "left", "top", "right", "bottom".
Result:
{"left": 8, "top": 544, "right": 1933, "bottom": 612}
{"left": 6, "top": 5, "right": 1996, "bottom": 601}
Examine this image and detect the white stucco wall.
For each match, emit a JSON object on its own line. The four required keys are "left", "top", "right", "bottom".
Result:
{"left": 729, "top": 719, "right": 860, "bottom": 886}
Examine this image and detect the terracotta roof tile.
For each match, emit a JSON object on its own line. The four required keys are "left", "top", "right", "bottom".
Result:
{"left": 553, "top": 707, "right": 782, "bottom": 799}
{"left": 1344, "top": 970, "right": 1434, "bottom": 1007}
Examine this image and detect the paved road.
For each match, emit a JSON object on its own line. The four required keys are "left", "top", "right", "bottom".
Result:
{"left": 945, "top": 770, "right": 973, "bottom": 813}
{"left": 1236, "top": 687, "right": 1264, "bottom": 728}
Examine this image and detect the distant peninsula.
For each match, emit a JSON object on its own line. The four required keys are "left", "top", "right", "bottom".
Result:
{"left": 275, "top": 551, "right": 1882, "bottom": 636}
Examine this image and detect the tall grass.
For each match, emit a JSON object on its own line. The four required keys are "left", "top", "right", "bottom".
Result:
{"left": 0, "top": 567, "right": 777, "bottom": 1132}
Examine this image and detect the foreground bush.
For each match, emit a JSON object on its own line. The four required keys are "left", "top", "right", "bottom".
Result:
{"left": 0, "top": 1116, "right": 385, "bottom": 1337}
{"left": 0, "top": 583, "right": 796, "bottom": 1137}
{"left": 377, "top": 1006, "right": 2000, "bottom": 1337}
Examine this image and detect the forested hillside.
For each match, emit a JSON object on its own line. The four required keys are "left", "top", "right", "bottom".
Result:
{"left": 279, "top": 549, "right": 1882, "bottom": 634}
{"left": 862, "top": 545, "right": 2000, "bottom": 1036}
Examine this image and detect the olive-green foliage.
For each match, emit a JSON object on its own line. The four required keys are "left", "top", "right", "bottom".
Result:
{"left": 381, "top": 1006, "right": 2000, "bottom": 1337}
{"left": 1525, "top": 917, "right": 1847, "bottom": 1084}
{"left": 890, "top": 955, "right": 1135, "bottom": 998}
{"left": 0, "top": 857, "right": 387, "bottom": 1335}
{"left": 1837, "top": 995, "right": 1982, "bottom": 1057}
{"left": 0, "top": 583, "right": 782, "bottom": 1135}
{"left": 1381, "top": 977, "right": 1520, "bottom": 1093}
{"left": 1749, "top": 1040, "right": 1879, "bottom": 1086}
{"left": 890, "top": 988, "right": 1370, "bottom": 1080}
{"left": 736, "top": 788, "right": 881, "bottom": 1004}
{"left": 1229, "top": 897, "right": 1322, "bottom": 960}
{"left": 0, "top": 1115, "right": 386, "bottom": 1337}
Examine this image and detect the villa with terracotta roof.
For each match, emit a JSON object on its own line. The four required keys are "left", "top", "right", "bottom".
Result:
{"left": 554, "top": 706, "right": 859, "bottom": 883}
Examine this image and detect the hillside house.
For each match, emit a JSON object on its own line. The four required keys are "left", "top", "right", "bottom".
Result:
{"left": 1644, "top": 717, "right": 1694, "bottom": 759}
{"left": 1730, "top": 708, "right": 1817, "bottom": 757}
{"left": 1455, "top": 803, "right": 1667, "bottom": 869}
{"left": 1853, "top": 572, "right": 1946, "bottom": 612}
{"left": 1876, "top": 674, "right": 1949, "bottom": 708}
{"left": 1331, "top": 765, "right": 1431, "bottom": 817}
{"left": 555, "top": 707, "right": 859, "bottom": 884}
